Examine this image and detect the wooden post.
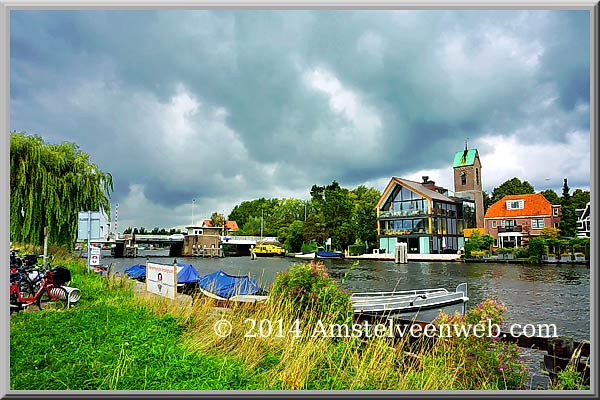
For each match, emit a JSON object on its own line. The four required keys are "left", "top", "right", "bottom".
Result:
{"left": 43, "top": 226, "right": 49, "bottom": 266}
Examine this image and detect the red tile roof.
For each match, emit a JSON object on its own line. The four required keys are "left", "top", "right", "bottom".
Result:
{"left": 484, "top": 193, "right": 552, "bottom": 218}
{"left": 202, "top": 219, "right": 239, "bottom": 231}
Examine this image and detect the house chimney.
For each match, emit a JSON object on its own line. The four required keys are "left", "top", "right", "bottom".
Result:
{"left": 422, "top": 176, "right": 436, "bottom": 191}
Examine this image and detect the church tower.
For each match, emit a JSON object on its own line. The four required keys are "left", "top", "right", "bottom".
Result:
{"left": 453, "top": 140, "right": 484, "bottom": 228}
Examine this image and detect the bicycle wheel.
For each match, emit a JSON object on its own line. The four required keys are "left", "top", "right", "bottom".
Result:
{"left": 37, "top": 287, "right": 68, "bottom": 311}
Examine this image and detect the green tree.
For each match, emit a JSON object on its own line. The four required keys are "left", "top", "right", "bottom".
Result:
{"left": 559, "top": 178, "right": 577, "bottom": 238}
{"left": 10, "top": 132, "right": 113, "bottom": 247}
{"left": 278, "top": 220, "right": 304, "bottom": 253}
{"left": 241, "top": 216, "right": 262, "bottom": 236}
{"left": 540, "top": 189, "right": 560, "bottom": 205}
{"left": 349, "top": 185, "right": 380, "bottom": 249}
{"left": 483, "top": 191, "right": 492, "bottom": 212}
{"left": 310, "top": 181, "right": 354, "bottom": 249}
{"left": 464, "top": 230, "right": 494, "bottom": 257}
{"left": 210, "top": 212, "right": 225, "bottom": 228}
{"left": 490, "top": 177, "right": 535, "bottom": 204}
{"left": 571, "top": 189, "right": 590, "bottom": 210}
{"left": 303, "top": 213, "right": 328, "bottom": 245}
{"left": 123, "top": 227, "right": 132, "bottom": 234}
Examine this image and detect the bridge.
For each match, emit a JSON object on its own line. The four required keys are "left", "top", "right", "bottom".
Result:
{"left": 219, "top": 236, "right": 279, "bottom": 245}
{"left": 103, "top": 233, "right": 279, "bottom": 257}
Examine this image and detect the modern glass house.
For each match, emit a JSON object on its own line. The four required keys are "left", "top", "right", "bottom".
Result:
{"left": 376, "top": 177, "right": 477, "bottom": 254}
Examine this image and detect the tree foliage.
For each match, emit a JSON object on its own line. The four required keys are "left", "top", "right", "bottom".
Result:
{"left": 464, "top": 230, "right": 494, "bottom": 257}
{"left": 540, "top": 189, "right": 560, "bottom": 205}
{"left": 226, "top": 182, "right": 380, "bottom": 251}
{"left": 10, "top": 132, "right": 113, "bottom": 247}
{"left": 490, "top": 177, "right": 535, "bottom": 204}
{"left": 558, "top": 178, "right": 578, "bottom": 238}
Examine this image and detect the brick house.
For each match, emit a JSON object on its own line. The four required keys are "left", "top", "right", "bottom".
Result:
{"left": 484, "top": 193, "right": 561, "bottom": 248}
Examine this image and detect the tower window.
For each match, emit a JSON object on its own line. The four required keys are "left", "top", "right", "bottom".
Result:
{"left": 460, "top": 171, "right": 466, "bottom": 185}
{"left": 476, "top": 168, "right": 479, "bottom": 185}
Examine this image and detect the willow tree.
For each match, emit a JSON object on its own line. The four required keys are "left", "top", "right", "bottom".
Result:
{"left": 10, "top": 132, "right": 113, "bottom": 248}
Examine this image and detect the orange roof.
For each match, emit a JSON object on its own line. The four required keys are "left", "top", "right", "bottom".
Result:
{"left": 484, "top": 193, "right": 552, "bottom": 218}
{"left": 225, "top": 221, "right": 239, "bottom": 231}
{"left": 202, "top": 219, "right": 239, "bottom": 231}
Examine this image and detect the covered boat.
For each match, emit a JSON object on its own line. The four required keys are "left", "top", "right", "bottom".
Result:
{"left": 351, "top": 283, "right": 469, "bottom": 323}
{"left": 124, "top": 262, "right": 202, "bottom": 292}
{"left": 124, "top": 264, "right": 147, "bottom": 281}
{"left": 197, "top": 269, "right": 268, "bottom": 303}
{"left": 316, "top": 251, "right": 344, "bottom": 259}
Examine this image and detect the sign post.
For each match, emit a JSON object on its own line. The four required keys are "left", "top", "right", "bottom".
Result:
{"left": 78, "top": 211, "right": 102, "bottom": 273}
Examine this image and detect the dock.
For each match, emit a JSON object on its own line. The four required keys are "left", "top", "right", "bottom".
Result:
{"left": 345, "top": 253, "right": 461, "bottom": 262}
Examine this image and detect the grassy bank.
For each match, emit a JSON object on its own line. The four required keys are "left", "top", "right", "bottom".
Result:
{"left": 10, "top": 253, "right": 577, "bottom": 391}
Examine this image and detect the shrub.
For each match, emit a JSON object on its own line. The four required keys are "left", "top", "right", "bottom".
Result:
{"left": 268, "top": 261, "right": 353, "bottom": 325}
{"left": 432, "top": 299, "right": 529, "bottom": 389}
{"left": 527, "top": 237, "right": 546, "bottom": 264}
{"left": 300, "top": 242, "right": 318, "bottom": 253}
{"left": 348, "top": 244, "right": 366, "bottom": 256}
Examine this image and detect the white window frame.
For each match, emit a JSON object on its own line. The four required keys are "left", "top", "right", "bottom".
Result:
{"left": 506, "top": 200, "right": 524, "bottom": 210}
{"left": 492, "top": 221, "right": 497, "bottom": 228}
{"left": 531, "top": 219, "right": 545, "bottom": 229}
{"left": 553, "top": 208, "right": 559, "bottom": 216}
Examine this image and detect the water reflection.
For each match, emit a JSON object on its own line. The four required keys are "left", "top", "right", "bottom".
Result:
{"left": 106, "top": 252, "right": 590, "bottom": 341}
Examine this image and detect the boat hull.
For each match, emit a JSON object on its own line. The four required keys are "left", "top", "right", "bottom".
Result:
{"left": 316, "top": 251, "right": 344, "bottom": 259}
{"left": 294, "top": 252, "right": 316, "bottom": 259}
{"left": 351, "top": 283, "right": 469, "bottom": 323}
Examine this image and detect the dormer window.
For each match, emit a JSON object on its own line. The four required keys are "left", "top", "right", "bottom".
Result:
{"left": 506, "top": 200, "right": 524, "bottom": 210}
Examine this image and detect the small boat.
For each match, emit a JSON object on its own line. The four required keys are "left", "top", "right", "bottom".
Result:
{"left": 294, "top": 252, "right": 316, "bottom": 259}
{"left": 351, "top": 283, "right": 469, "bottom": 323}
{"left": 197, "top": 269, "right": 268, "bottom": 303}
{"left": 252, "top": 243, "right": 285, "bottom": 257}
{"left": 316, "top": 251, "right": 344, "bottom": 259}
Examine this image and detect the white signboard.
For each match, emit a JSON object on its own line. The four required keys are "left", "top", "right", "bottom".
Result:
{"left": 90, "top": 254, "right": 100, "bottom": 266}
{"left": 146, "top": 262, "right": 176, "bottom": 300}
{"left": 77, "top": 211, "right": 102, "bottom": 240}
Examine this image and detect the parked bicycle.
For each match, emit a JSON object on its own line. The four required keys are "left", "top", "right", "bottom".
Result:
{"left": 10, "top": 263, "right": 72, "bottom": 314}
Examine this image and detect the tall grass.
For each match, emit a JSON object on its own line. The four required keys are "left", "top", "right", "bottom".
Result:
{"left": 11, "top": 251, "right": 532, "bottom": 390}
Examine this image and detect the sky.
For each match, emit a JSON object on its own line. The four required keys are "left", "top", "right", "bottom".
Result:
{"left": 9, "top": 9, "right": 591, "bottom": 232}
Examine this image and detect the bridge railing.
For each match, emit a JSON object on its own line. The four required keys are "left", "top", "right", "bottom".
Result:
{"left": 220, "top": 236, "right": 278, "bottom": 242}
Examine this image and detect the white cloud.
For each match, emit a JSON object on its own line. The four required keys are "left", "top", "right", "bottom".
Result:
{"left": 478, "top": 131, "right": 590, "bottom": 192}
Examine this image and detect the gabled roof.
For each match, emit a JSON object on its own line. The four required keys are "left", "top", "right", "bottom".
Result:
{"left": 453, "top": 149, "right": 478, "bottom": 167}
{"left": 202, "top": 219, "right": 239, "bottom": 231}
{"left": 484, "top": 193, "right": 553, "bottom": 218}
{"left": 376, "top": 177, "right": 454, "bottom": 209}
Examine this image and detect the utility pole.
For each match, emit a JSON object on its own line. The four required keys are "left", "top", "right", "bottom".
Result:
{"left": 260, "top": 209, "right": 264, "bottom": 239}
{"left": 192, "top": 199, "right": 195, "bottom": 225}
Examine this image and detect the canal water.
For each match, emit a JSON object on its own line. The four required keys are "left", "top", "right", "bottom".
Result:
{"left": 103, "top": 249, "right": 590, "bottom": 342}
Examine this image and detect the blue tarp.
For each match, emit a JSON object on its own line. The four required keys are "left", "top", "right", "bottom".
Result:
{"left": 124, "top": 264, "right": 147, "bottom": 279}
{"left": 316, "top": 251, "right": 344, "bottom": 258}
{"left": 198, "top": 269, "right": 264, "bottom": 299}
{"left": 124, "top": 263, "right": 202, "bottom": 284}
{"left": 176, "top": 263, "right": 202, "bottom": 284}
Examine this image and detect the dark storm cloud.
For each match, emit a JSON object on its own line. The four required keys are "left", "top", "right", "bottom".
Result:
{"left": 9, "top": 9, "right": 590, "bottom": 228}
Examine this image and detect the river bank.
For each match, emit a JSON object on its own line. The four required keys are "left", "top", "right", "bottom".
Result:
{"left": 104, "top": 250, "right": 591, "bottom": 342}
{"left": 9, "top": 254, "right": 589, "bottom": 391}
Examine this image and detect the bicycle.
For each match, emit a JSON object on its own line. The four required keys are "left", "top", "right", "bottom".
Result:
{"left": 10, "top": 265, "right": 69, "bottom": 314}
